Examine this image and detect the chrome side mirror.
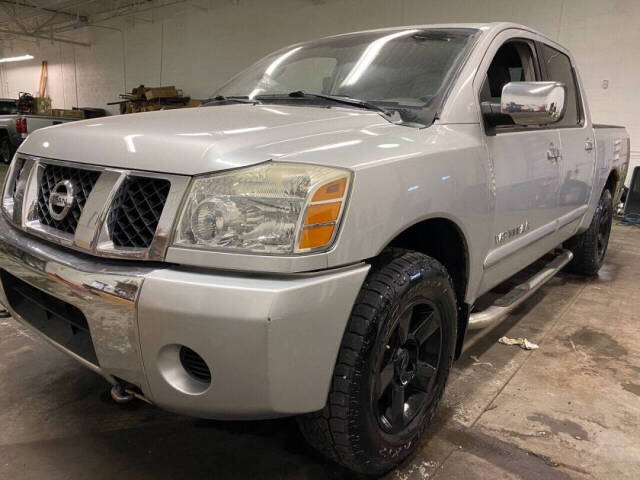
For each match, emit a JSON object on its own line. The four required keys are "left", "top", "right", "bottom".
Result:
{"left": 500, "top": 81, "right": 566, "bottom": 125}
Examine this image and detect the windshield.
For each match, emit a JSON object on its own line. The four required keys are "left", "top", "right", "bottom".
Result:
{"left": 214, "top": 28, "right": 478, "bottom": 125}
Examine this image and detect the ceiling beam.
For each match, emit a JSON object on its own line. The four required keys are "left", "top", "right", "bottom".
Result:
{"left": 0, "top": 0, "right": 88, "bottom": 22}
{"left": 0, "top": 4, "right": 30, "bottom": 34}
{"left": 30, "top": 13, "right": 60, "bottom": 35}
{"left": 0, "top": 27, "right": 90, "bottom": 46}
{"left": 64, "top": 0, "right": 184, "bottom": 29}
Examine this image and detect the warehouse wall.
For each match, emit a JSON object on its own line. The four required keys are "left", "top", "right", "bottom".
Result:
{"left": 0, "top": 0, "right": 638, "bottom": 156}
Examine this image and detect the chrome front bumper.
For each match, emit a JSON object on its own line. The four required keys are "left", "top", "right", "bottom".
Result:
{"left": 0, "top": 214, "right": 156, "bottom": 391}
{"left": 0, "top": 214, "right": 369, "bottom": 419}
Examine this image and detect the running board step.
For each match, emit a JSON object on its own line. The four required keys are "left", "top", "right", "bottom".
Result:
{"left": 468, "top": 249, "right": 573, "bottom": 330}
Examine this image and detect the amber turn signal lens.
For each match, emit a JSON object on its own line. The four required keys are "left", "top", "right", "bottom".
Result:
{"left": 299, "top": 225, "right": 335, "bottom": 250}
{"left": 298, "top": 175, "right": 349, "bottom": 251}
{"left": 312, "top": 178, "right": 347, "bottom": 202}
{"left": 304, "top": 202, "right": 341, "bottom": 226}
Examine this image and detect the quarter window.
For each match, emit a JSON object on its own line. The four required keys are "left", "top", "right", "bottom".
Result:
{"left": 540, "top": 44, "right": 580, "bottom": 126}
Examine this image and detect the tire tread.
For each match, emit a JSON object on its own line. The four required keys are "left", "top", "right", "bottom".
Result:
{"left": 297, "top": 249, "right": 456, "bottom": 474}
{"left": 565, "top": 189, "right": 612, "bottom": 276}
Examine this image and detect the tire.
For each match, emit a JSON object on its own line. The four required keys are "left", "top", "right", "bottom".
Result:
{"left": 564, "top": 189, "right": 613, "bottom": 276}
{"left": 0, "top": 136, "right": 12, "bottom": 164}
{"left": 297, "top": 249, "right": 457, "bottom": 475}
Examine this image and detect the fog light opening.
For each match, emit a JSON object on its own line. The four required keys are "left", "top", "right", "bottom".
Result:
{"left": 179, "top": 346, "right": 211, "bottom": 383}
{"left": 157, "top": 344, "right": 211, "bottom": 395}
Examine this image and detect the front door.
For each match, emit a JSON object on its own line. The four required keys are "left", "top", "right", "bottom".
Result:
{"left": 478, "top": 38, "right": 562, "bottom": 275}
{"left": 487, "top": 129, "right": 562, "bottom": 250}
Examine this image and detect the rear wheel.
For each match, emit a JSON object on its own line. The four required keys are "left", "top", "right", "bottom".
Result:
{"left": 565, "top": 189, "right": 613, "bottom": 275}
{"left": 0, "top": 136, "right": 12, "bottom": 164}
{"left": 297, "top": 250, "right": 457, "bottom": 475}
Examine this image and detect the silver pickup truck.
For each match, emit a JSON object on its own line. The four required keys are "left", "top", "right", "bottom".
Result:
{"left": 0, "top": 99, "right": 79, "bottom": 164}
{"left": 0, "top": 23, "right": 630, "bottom": 474}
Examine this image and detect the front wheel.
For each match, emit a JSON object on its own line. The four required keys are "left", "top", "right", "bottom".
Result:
{"left": 297, "top": 250, "right": 457, "bottom": 475}
{"left": 565, "top": 189, "right": 613, "bottom": 276}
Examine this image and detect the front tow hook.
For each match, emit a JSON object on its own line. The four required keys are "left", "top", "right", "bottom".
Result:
{"left": 110, "top": 383, "right": 153, "bottom": 405}
{"left": 110, "top": 383, "right": 136, "bottom": 404}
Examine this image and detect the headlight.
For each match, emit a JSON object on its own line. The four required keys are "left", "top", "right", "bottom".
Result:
{"left": 173, "top": 162, "right": 351, "bottom": 254}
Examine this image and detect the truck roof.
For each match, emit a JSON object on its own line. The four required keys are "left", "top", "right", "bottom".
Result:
{"left": 315, "top": 22, "right": 552, "bottom": 44}
{"left": 311, "top": 22, "right": 570, "bottom": 69}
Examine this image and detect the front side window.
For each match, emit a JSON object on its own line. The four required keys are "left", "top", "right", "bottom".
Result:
{"left": 214, "top": 28, "right": 478, "bottom": 127}
{"left": 480, "top": 41, "right": 538, "bottom": 104}
{"left": 479, "top": 40, "right": 538, "bottom": 128}
{"left": 540, "top": 44, "right": 580, "bottom": 127}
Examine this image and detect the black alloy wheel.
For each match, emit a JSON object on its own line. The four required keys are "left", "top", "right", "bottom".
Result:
{"left": 565, "top": 188, "right": 613, "bottom": 276}
{"left": 375, "top": 300, "right": 443, "bottom": 434}
{"left": 596, "top": 194, "right": 613, "bottom": 262}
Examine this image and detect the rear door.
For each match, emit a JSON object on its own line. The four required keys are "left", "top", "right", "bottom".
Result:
{"left": 477, "top": 34, "right": 562, "bottom": 278}
{"left": 539, "top": 43, "right": 594, "bottom": 233}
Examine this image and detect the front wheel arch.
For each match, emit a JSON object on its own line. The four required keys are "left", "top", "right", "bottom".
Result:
{"left": 380, "top": 217, "right": 471, "bottom": 358}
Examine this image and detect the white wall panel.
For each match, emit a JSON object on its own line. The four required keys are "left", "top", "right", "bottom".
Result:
{"left": 0, "top": 0, "right": 637, "bottom": 151}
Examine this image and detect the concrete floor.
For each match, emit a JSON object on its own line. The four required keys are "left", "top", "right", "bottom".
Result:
{"left": 1, "top": 169, "right": 639, "bottom": 478}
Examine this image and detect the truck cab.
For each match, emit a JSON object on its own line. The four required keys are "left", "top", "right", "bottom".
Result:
{"left": 470, "top": 26, "right": 626, "bottom": 295}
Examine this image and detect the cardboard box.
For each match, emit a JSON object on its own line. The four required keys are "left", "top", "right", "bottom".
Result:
{"left": 34, "top": 96, "right": 52, "bottom": 115}
{"left": 51, "top": 108, "right": 85, "bottom": 119}
{"left": 144, "top": 86, "right": 179, "bottom": 100}
{"left": 185, "top": 99, "right": 202, "bottom": 108}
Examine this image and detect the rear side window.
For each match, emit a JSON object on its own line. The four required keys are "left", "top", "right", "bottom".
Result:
{"left": 540, "top": 44, "right": 580, "bottom": 127}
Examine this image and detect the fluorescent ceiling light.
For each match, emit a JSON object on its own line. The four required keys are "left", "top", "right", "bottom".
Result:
{"left": 0, "top": 54, "right": 34, "bottom": 63}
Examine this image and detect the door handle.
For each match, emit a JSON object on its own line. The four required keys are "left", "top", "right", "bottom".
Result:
{"left": 546, "top": 146, "right": 561, "bottom": 163}
{"left": 585, "top": 139, "right": 594, "bottom": 151}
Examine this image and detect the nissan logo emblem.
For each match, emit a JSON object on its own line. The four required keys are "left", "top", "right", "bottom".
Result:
{"left": 48, "top": 180, "right": 75, "bottom": 221}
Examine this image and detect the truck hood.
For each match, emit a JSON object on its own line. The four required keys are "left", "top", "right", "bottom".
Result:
{"left": 18, "top": 104, "right": 422, "bottom": 175}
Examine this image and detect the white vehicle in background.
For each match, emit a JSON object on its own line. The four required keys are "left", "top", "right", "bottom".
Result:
{"left": 0, "top": 23, "right": 629, "bottom": 474}
{"left": 0, "top": 98, "right": 85, "bottom": 164}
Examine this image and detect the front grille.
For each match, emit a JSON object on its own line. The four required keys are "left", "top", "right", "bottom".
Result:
{"left": 36, "top": 164, "right": 100, "bottom": 234}
{"left": 107, "top": 177, "right": 171, "bottom": 248}
{"left": 1, "top": 269, "right": 98, "bottom": 364}
{"left": 179, "top": 346, "right": 211, "bottom": 383}
{"left": 9, "top": 156, "right": 183, "bottom": 260}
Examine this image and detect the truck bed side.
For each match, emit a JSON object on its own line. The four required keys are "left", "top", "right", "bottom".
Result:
{"left": 581, "top": 126, "right": 630, "bottom": 228}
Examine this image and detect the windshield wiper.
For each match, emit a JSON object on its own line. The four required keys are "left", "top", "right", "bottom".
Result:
{"left": 202, "top": 95, "right": 260, "bottom": 106}
{"left": 203, "top": 91, "right": 410, "bottom": 124}
{"left": 284, "top": 90, "right": 397, "bottom": 118}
